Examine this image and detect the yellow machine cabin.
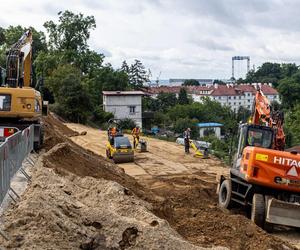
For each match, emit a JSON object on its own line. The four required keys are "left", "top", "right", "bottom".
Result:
{"left": 0, "top": 87, "right": 42, "bottom": 118}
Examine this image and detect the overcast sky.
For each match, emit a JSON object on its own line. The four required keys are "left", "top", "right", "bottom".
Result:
{"left": 1, "top": 0, "right": 300, "bottom": 79}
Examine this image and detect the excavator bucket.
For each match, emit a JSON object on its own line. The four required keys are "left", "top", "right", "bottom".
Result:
{"left": 266, "top": 198, "right": 300, "bottom": 228}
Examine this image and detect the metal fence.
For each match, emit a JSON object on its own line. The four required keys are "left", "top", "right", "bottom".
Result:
{"left": 0, "top": 125, "right": 34, "bottom": 204}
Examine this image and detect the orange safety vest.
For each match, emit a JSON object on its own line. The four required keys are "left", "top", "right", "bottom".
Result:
{"left": 132, "top": 127, "right": 140, "bottom": 137}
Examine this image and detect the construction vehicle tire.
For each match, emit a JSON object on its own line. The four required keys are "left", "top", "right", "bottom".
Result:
{"left": 218, "top": 179, "right": 234, "bottom": 209}
{"left": 264, "top": 222, "right": 274, "bottom": 233}
{"left": 251, "top": 193, "right": 265, "bottom": 228}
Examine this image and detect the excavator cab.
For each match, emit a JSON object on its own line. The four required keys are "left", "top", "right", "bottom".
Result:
{"left": 233, "top": 124, "right": 273, "bottom": 171}
{"left": 235, "top": 124, "right": 273, "bottom": 165}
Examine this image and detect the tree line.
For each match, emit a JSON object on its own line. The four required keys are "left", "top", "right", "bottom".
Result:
{"left": 0, "top": 11, "right": 150, "bottom": 124}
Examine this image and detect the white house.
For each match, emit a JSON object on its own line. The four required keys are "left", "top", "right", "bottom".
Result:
{"left": 102, "top": 91, "right": 144, "bottom": 127}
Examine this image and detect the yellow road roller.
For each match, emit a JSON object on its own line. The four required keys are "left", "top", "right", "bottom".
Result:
{"left": 106, "top": 134, "right": 134, "bottom": 163}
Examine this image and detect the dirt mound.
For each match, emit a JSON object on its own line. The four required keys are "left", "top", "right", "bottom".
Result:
{"left": 149, "top": 173, "right": 295, "bottom": 250}
{"left": 43, "top": 142, "right": 153, "bottom": 202}
{"left": 43, "top": 114, "right": 79, "bottom": 151}
{"left": 1, "top": 164, "right": 222, "bottom": 249}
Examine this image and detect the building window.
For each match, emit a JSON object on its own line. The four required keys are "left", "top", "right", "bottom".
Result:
{"left": 248, "top": 99, "right": 250, "bottom": 103}
{"left": 129, "top": 106, "right": 136, "bottom": 114}
{"left": 239, "top": 102, "right": 241, "bottom": 105}
{"left": 239, "top": 96, "right": 241, "bottom": 99}
{"left": 248, "top": 93, "right": 251, "bottom": 96}
{"left": 248, "top": 105, "right": 251, "bottom": 109}
{"left": 233, "top": 96, "right": 236, "bottom": 99}
{"left": 229, "top": 96, "right": 231, "bottom": 99}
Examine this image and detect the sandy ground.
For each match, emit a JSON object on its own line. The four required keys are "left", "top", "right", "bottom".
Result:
{"left": 65, "top": 123, "right": 300, "bottom": 250}
{"left": 65, "top": 123, "right": 227, "bottom": 181}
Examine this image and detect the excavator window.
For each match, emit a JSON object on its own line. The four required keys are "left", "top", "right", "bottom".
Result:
{"left": 246, "top": 127, "right": 273, "bottom": 149}
{"left": 236, "top": 124, "right": 273, "bottom": 160}
{"left": 0, "top": 94, "right": 11, "bottom": 111}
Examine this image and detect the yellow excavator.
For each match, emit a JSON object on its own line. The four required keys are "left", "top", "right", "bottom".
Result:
{"left": 0, "top": 30, "right": 47, "bottom": 149}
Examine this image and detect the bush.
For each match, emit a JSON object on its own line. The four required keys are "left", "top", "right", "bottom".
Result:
{"left": 118, "top": 118, "right": 136, "bottom": 130}
{"left": 92, "top": 106, "right": 114, "bottom": 125}
{"left": 173, "top": 118, "right": 199, "bottom": 139}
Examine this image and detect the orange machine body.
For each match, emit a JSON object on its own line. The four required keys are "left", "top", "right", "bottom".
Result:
{"left": 240, "top": 146, "right": 300, "bottom": 193}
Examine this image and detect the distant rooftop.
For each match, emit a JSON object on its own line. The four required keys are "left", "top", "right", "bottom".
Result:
{"left": 102, "top": 91, "right": 145, "bottom": 96}
{"left": 169, "top": 79, "right": 213, "bottom": 83}
{"left": 197, "top": 122, "right": 223, "bottom": 128}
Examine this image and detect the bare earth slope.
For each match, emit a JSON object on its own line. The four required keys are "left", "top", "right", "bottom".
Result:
{"left": 65, "top": 122, "right": 298, "bottom": 250}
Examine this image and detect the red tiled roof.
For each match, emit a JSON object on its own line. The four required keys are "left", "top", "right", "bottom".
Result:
{"left": 236, "top": 85, "right": 256, "bottom": 93}
{"left": 145, "top": 83, "right": 278, "bottom": 97}
{"left": 260, "top": 85, "right": 278, "bottom": 95}
{"left": 147, "top": 86, "right": 213, "bottom": 95}
{"left": 211, "top": 85, "right": 243, "bottom": 96}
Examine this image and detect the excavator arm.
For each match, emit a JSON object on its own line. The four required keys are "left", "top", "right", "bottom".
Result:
{"left": 251, "top": 88, "right": 285, "bottom": 150}
{"left": 6, "top": 30, "right": 32, "bottom": 88}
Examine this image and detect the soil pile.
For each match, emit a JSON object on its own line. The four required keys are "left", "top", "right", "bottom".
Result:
{"left": 43, "top": 142, "right": 153, "bottom": 203}
{"left": 0, "top": 150, "right": 222, "bottom": 249}
{"left": 43, "top": 114, "right": 79, "bottom": 151}
{"left": 149, "top": 173, "right": 294, "bottom": 250}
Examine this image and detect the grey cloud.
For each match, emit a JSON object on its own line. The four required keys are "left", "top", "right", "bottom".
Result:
{"left": 41, "top": 3, "right": 65, "bottom": 16}
{"left": 189, "top": 37, "right": 234, "bottom": 51}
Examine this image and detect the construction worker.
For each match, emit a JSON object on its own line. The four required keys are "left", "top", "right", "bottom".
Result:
{"left": 183, "top": 128, "right": 191, "bottom": 154}
{"left": 109, "top": 126, "right": 117, "bottom": 145}
{"left": 132, "top": 125, "right": 140, "bottom": 149}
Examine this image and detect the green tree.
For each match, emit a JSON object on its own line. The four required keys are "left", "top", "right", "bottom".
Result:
{"left": 236, "top": 106, "right": 251, "bottom": 123}
{"left": 213, "top": 79, "right": 225, "bottom": 85}
{"left": 178, "top": 88, "right": 190, "bottom": 105}
{"left": 0, "top": 27, "right": 5, "bottom": 45}
{"left": 278, "top": 71, "right": 300, "bottom": 108}
{"left": 244, "top": 62, "right": 298, "bottom": 87}
{"left": 142, "top": 96, "right": 160, "bottom": 112}
{"left": 182, "top": 79, "right": 199, "bottom": 86}
{"left": 129, "top": 59, "right": 149, "bottom": 89}
{"left": 173, "top": 118, "right": 199, "bottom": 138}
{"left": 48, "top": 65, "right": 91, "bottom": 123}
{"left": 44, "top": 11, "right": 95, "bottom": 52}
{"left": 119, "top": 118, "right": 136, "bottom": 130}
{"left": 285, "top": 104, "right": 300, "bottom": 146}
{"left": 156, "top": 92, "right": 177, "bottom": 111}
{"left": 43, "top": 11, "right": 99, "bottom": 72}
{"left": 121, "top": 60, "right": 130, "bottom": 74}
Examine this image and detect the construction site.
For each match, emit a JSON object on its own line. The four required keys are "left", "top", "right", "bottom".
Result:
{"left": 0, "top": 114, "right": 297, "bottom": 249}
{"left": 1, "top": 3, "right": 300, "bottom": 249}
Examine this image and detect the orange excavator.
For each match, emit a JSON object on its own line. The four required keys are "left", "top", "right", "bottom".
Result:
{"left": 217, "top": 88, "right": 300, "bottom": 230}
